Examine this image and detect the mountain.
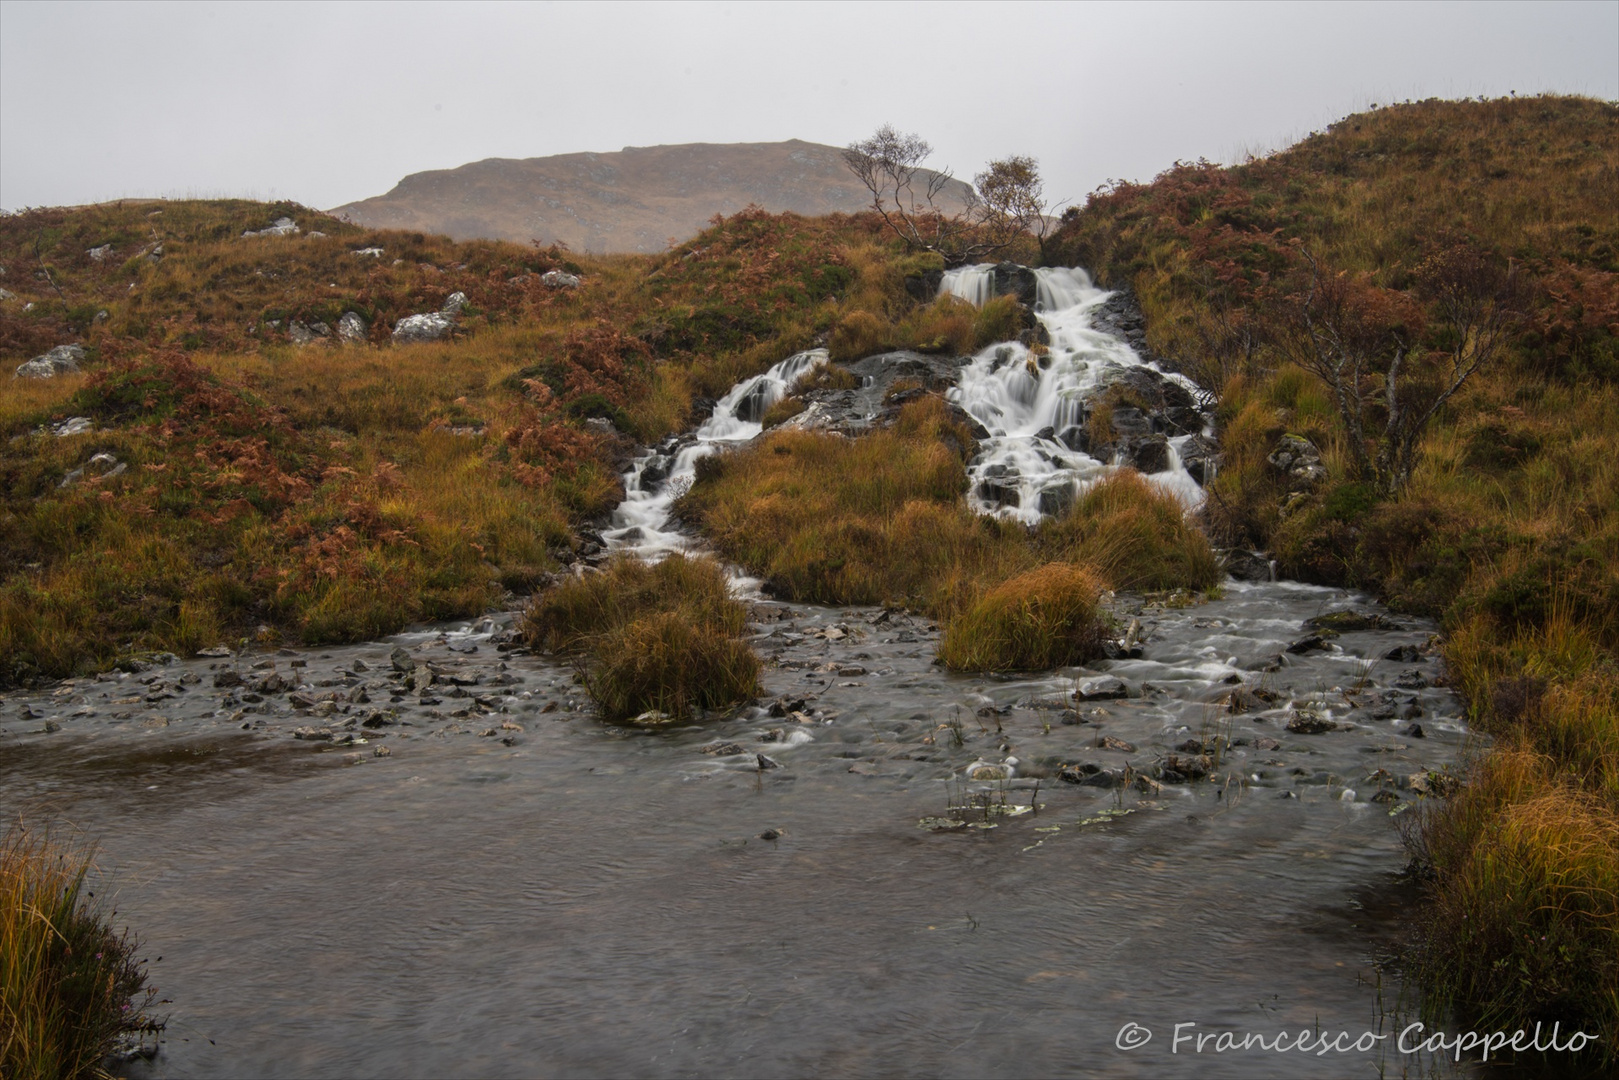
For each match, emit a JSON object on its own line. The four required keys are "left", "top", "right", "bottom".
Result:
{"left": 329, "top": 140, "right": 972, "bottom": 253}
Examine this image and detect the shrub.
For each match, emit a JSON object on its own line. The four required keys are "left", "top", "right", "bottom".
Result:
{"left": 584, "top": 611, "right": 762, "bottom": 722}
{"left": 521, "top": 554, "right": 758, "bottom": 721}
{"left": 2, "top": 824, "right": 159, "bottom": 1079}
{"left": 937, "top": 563, "right": 1107, "bottom": 671}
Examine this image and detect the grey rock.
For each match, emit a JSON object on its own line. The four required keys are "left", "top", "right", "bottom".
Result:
{"left": 1130, "top": 433, "right": 1172, "bottom": 474}
{"left": 1037, "top": 483, "right": 1075, "bottom": 517}
{"left": 391, "top": 311, "right": 455, "bottom": 344}
{"left": 243, "top": 217, "right": 300, "bottom": 238}
{"left": 1076, "top": 676, "right": 1130, "bottom": 701}
{"left": 352, "top": 247, "right": 385, "bottom": 258}
{"left": 52, "top": 417, "right": 93, "bottom": 436}
{"left": 541, "top": 270, "right": 581, "bottom": 288}
{"left": 441, "top": 292, "right": 467, "bottom": 316}
{"left": 336, "top": 312, "right": 368, "bottom": 343}
{"left": 1286, "top": 711, "right": 1338, "bottom": 734}
{"left": 389, "top": 646, "right": 413, "bottom": 673}
{"left": 1267, "top": 434, "right": 1328, "bottom": 493}
{"left": 17, "top": 344, "right": 85, "bottom": 379}
{"left": 86, "top": 244, "right": 114, "bottom": 262}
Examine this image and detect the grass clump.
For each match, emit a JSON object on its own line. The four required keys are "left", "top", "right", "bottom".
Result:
{"left": 1039, "top": 472, "right": 1220, "bottom": 591}
{"left": 937, "top": 563, "right": 1107, "bottom": 672}
{"left": 2, "top": 824, "right": 159, "bottom": 1079}
{"left": 521, "top": 554, "right": 760, "bottom": 722}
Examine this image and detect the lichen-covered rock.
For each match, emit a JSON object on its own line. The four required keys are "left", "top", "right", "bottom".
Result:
{"left": 441, "top": 291, "right": 467, "bottom": 315}
{"left": 541, "top": 270, "right": 581, "bottom": 288}
{"left": 337, "top": 312, "right": 368, "bottom": 343}
{"left": 243, "top": 216, "right": 299, "bottom": 238}
{"left": 391, "top": 312, "right": 455, "bottom": 344}
{"left": 16, "top": 344, "right": 85, "bottom": 378}
{"left": 1268, "top": 434, "right": 1328, "bottom": 492}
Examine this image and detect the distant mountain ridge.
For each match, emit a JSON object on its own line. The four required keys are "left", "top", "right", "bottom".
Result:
{"left": 330, "top": 139, "right": 971, "bottom": 253}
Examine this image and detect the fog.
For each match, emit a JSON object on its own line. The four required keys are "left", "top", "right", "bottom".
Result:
{"left": 2, "top": 0, "right": 1614, "bottom": 213}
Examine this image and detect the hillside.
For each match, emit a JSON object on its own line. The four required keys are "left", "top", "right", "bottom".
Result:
{"left": 330, "top": 139, "right": 974, "bottom": 253}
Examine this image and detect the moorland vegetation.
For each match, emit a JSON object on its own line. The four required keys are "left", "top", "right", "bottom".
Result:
{"left": 2, "top": 94, "right": 1614, "bottom": 1051}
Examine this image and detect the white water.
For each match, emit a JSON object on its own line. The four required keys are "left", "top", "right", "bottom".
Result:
{"left": 603, "top": 348, "right": 827, "bottom": 560}
{"left": 942, "top": 265, "right": 1206, "bottom": 523}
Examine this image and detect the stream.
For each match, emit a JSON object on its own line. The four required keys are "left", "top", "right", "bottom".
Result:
{"left": 0, "top": 267, "right": 1523, "bottom": 1077}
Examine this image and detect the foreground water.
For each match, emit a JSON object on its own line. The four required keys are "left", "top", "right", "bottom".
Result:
{"left": 4, "top": 579, "right": 1510, "bottom": 1078}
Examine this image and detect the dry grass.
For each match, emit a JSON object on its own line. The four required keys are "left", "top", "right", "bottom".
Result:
{"left": 521, "top": 554, "right": 759, "bottom": 722}
{"left": 937, "top": 563, "right": 1107, "bottom": 671}
{"left": 2, "top": 823, "right": 157, "bottom": 1079}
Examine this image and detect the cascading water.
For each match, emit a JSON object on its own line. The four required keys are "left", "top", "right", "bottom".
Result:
{"left": 604, "top": 348, "right": 827, "bottom": 560}
{"left": 943, "top": 265, "right": 1207, "bottom": 523}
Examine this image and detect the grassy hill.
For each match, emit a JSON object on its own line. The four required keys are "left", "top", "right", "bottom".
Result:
{"left": 1048, "top": 94, "right": 1619, "bottom": 1049}
{"left": 330, "top": 140, "right": 973, "bottom": 253}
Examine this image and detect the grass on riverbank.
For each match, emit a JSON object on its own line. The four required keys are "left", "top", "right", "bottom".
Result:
{"left": 521, "top": 555, "right": 760, "bottom": 722}
{"left": 936, "top": 563, "right": 1108, "bottom": 671}
{"left": 1048, "top": 94, "right": 1619, "bottom": 1044}
{"left": 1, "top": 824, "right": 158, "bottom": 1079}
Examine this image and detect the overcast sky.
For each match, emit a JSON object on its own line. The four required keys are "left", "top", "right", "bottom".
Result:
{"left": 2, "top": 0, "right": 1615, "bottom": 213}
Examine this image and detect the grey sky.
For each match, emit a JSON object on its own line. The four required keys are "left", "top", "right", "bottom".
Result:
{"left": 2, "top": 0, "right": 1615, "bottom": 214}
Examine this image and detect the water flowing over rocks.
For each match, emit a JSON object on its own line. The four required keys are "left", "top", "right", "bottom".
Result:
{"left": 16, "top": 343, "right": 85, "bottom": 378}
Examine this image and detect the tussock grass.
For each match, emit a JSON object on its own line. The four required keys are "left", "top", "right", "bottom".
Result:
{"left": 1039, "top": 472, "right": 1220, "bottom": 591}
{"left": 937, "top": 563, "right": 1107, "bottom": 671}
{"left": 2, "top": 823, "right": 157, "bottom": 1079}
{"left": 521, "top": 554, "right": 759, "bottom": 722}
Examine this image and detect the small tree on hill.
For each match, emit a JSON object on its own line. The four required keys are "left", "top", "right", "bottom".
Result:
{"left": 842, "top": 125, "right": 1052, "bottom": 266}
{"left": 1283, "top": 241, "right": 1522, "bottom": 495}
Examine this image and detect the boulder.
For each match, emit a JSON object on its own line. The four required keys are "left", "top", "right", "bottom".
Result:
{"left": 1267, "top": 434, "right": 1328, "bottom": 493}
{"left": 288, "top": 320, "right": 328, "bottom": 346}
{"left": 336, "top": 312, "right": 368, "bottom": 343}
{"left": 86, "top": 244, "right": 113, "bottom": 262}
{"left": 391, "top": 311, "right": 455, "bottom": 344}
{"left": 243, "top": 216, "right": 300, "bottom": 238}
{"left": 1036, "top": 483, "right": 1075, "bottom": 517}
{"left": 1220, "top": 549, "right": 1273, "bottom": 582}
{"left": 1129, "top": 433, "right": 1173, "bottom": 474}
{"left": 541, "top": 270, "right": 581, "bottom": 288}
{"left": 1177, "top": 435, "right": 1222, "bottom": 486}
{"left": 441, "top": 291, "right": 467, "bottom": 316}
{"left": 17, "top": 344, "right": 85, "bottom": 378}
{"left": 1076, "top": 676, "right": 1130, "bottom": 701}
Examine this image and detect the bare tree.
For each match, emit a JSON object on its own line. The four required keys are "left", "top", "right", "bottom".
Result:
{"left": 1286, "top": 244, "right": 1520, "bottom": 495}
{"left": 843, "top": 126, "right": 1052, "bottom": 265}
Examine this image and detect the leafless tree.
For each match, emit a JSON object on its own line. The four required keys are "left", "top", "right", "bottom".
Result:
{"left": 843, "top": 126, "right": 1052, "bottom": 266}
{"left": 1287, "top": 244, "right": 1521, "bottom": 495}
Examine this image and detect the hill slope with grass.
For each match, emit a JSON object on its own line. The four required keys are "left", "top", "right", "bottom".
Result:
{"left": 330, "top": 140, "right": 973, "bottom": 253}
{"left": 1047, "top": 93, "right": 1619, "bottom": 1050}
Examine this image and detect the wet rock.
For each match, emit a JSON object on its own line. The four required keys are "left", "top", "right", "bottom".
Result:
{"left": 373, "top": 745, "right": 392, "bottom": 758}
{"left": 1158, "top": 754, "right": 1212, "bottom": 782}
{"left": 703, "top": 742, "right": 748, "bottom": 756}
{"left": 1129, "top": 434, "right": 1172, "bottom": 473}
{"left": 837, "top": 665, "right": 867, "bottom": 677}
{"left": 1267, "top": 434, "right": 1328, "bottom": 493}
{"left": 1286, "top": 632, "right": 1337, "bottom": 655}
{"left": 759, "top": 828, "right": 782, "bottom": 841}
{"left": 1075, "top": 676, "right": 1130, "bottom": 701}
{"left": 17, "top": 344, "right": 86, "bottom": 379}
{"left": 293, "top": 726, "right": 332, "bottom": 740}
{"left": 1384, "top": 644, "right": 1422, "bottom": 663}
{"left": 1059, "top": 762, "right": 1121, "bottom": 787}
{"left": 755, "top": 753, "right": 781, "bottom": 770}
{"left": 1177, "top": 435, "right": 1222, "bottom": 486}
{"left": 1220, "top": 549, "right": 1274, "bottom": 582}
{"left": 1408, "top": 771, "right": 1459, "bottom": 797}
{"left": 1285, "top": 711, "right": 1338, "bottom": 735}
{"left": 1254, "top": 737, "right": 1282, "bottom": 751}
{"left": 212, "top": 670, "right": 243, "bottom": 688}
{"left": 1098, "top": 735, "right": 1136, "bottom": 753}
{"left": 1307, "top": 610, "right": 1401, "bottom": 633}
{"left": 390, "top": 646, "right": 413, "bottom": 673}
{"left": 1395, "top": 669, "right": 1429, "bottom": 689}
{"left": 1407, "top": 723, "right": 1426, "bottom": 739}
{"left": 1036, "top": 484, "right": 1075, "bottom": 517}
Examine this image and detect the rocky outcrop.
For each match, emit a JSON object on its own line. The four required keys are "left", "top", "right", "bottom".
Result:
{"left": 337, "top": 312, "right": 368, "bottom": 344}
{"left": 243, "top": 216, "right": 300, "bottom": 238}
{"left": 1268, "top": 434, "right": 1327, "bottom": 493}
{"left": 391, "top": 293, "right": 467, "bottom": 344}
{"left": 16, "top": 344, "right": 85, "bottom": 378}
{"left": 769, "top": 351, "right": 984, "bottom": 442}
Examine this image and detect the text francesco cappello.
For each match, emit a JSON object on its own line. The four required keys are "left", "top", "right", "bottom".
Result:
{"left": 1113, "top": 1021, "right": 1599, "bottom": 1062}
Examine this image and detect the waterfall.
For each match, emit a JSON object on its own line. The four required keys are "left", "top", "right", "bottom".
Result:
{"left": 945, "top": 267, "right": 1206, "bottom": 523}
{"left": 604, "top": 348, "right": 827, "bottom": 561}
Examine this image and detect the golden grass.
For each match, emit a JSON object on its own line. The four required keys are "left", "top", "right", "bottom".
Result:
{"left": 521, "top": 554, "right": 759, "bottom": 722}
{"left": 2, "top": 823, "right": 157, "bottom": 1079}
{"left": 937, "top": 563, "right": 1107, "bottom": 671}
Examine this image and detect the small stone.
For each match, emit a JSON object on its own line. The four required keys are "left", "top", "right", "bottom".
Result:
{"left": 755, "top": 753, "right": 781, "bottom": 770}
{"left": 293, "top": 727, "right": 332, "bottom": 740}
{"left": 759, "top": 828, "right": 782, "bottom": 841}
{"left": 703, "top": 742, "right": 748, "bottom": 756}
{"left": 1099, "top": 735, "right": 1136, "bottom": 753}
{"left": 1076, "top": 677, "right": 1129, "bottom": 701}
{"left": 1384, "top": 644, "right": 1422, "bottom": 663}
{"left": 1395, "top": 669, "right": 1429, "bottom": 689}
{"left": 373, "top": 745, "right": 391, "bottom": 758}
{"left": 1286, "top": 712, "right": 1338, "bottom": 735}
{"left": 212, "top": 670, "right": 243, "bottom": 688}
{"left": 1407, "top": 723, "right": 1426, "bottom": 738}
